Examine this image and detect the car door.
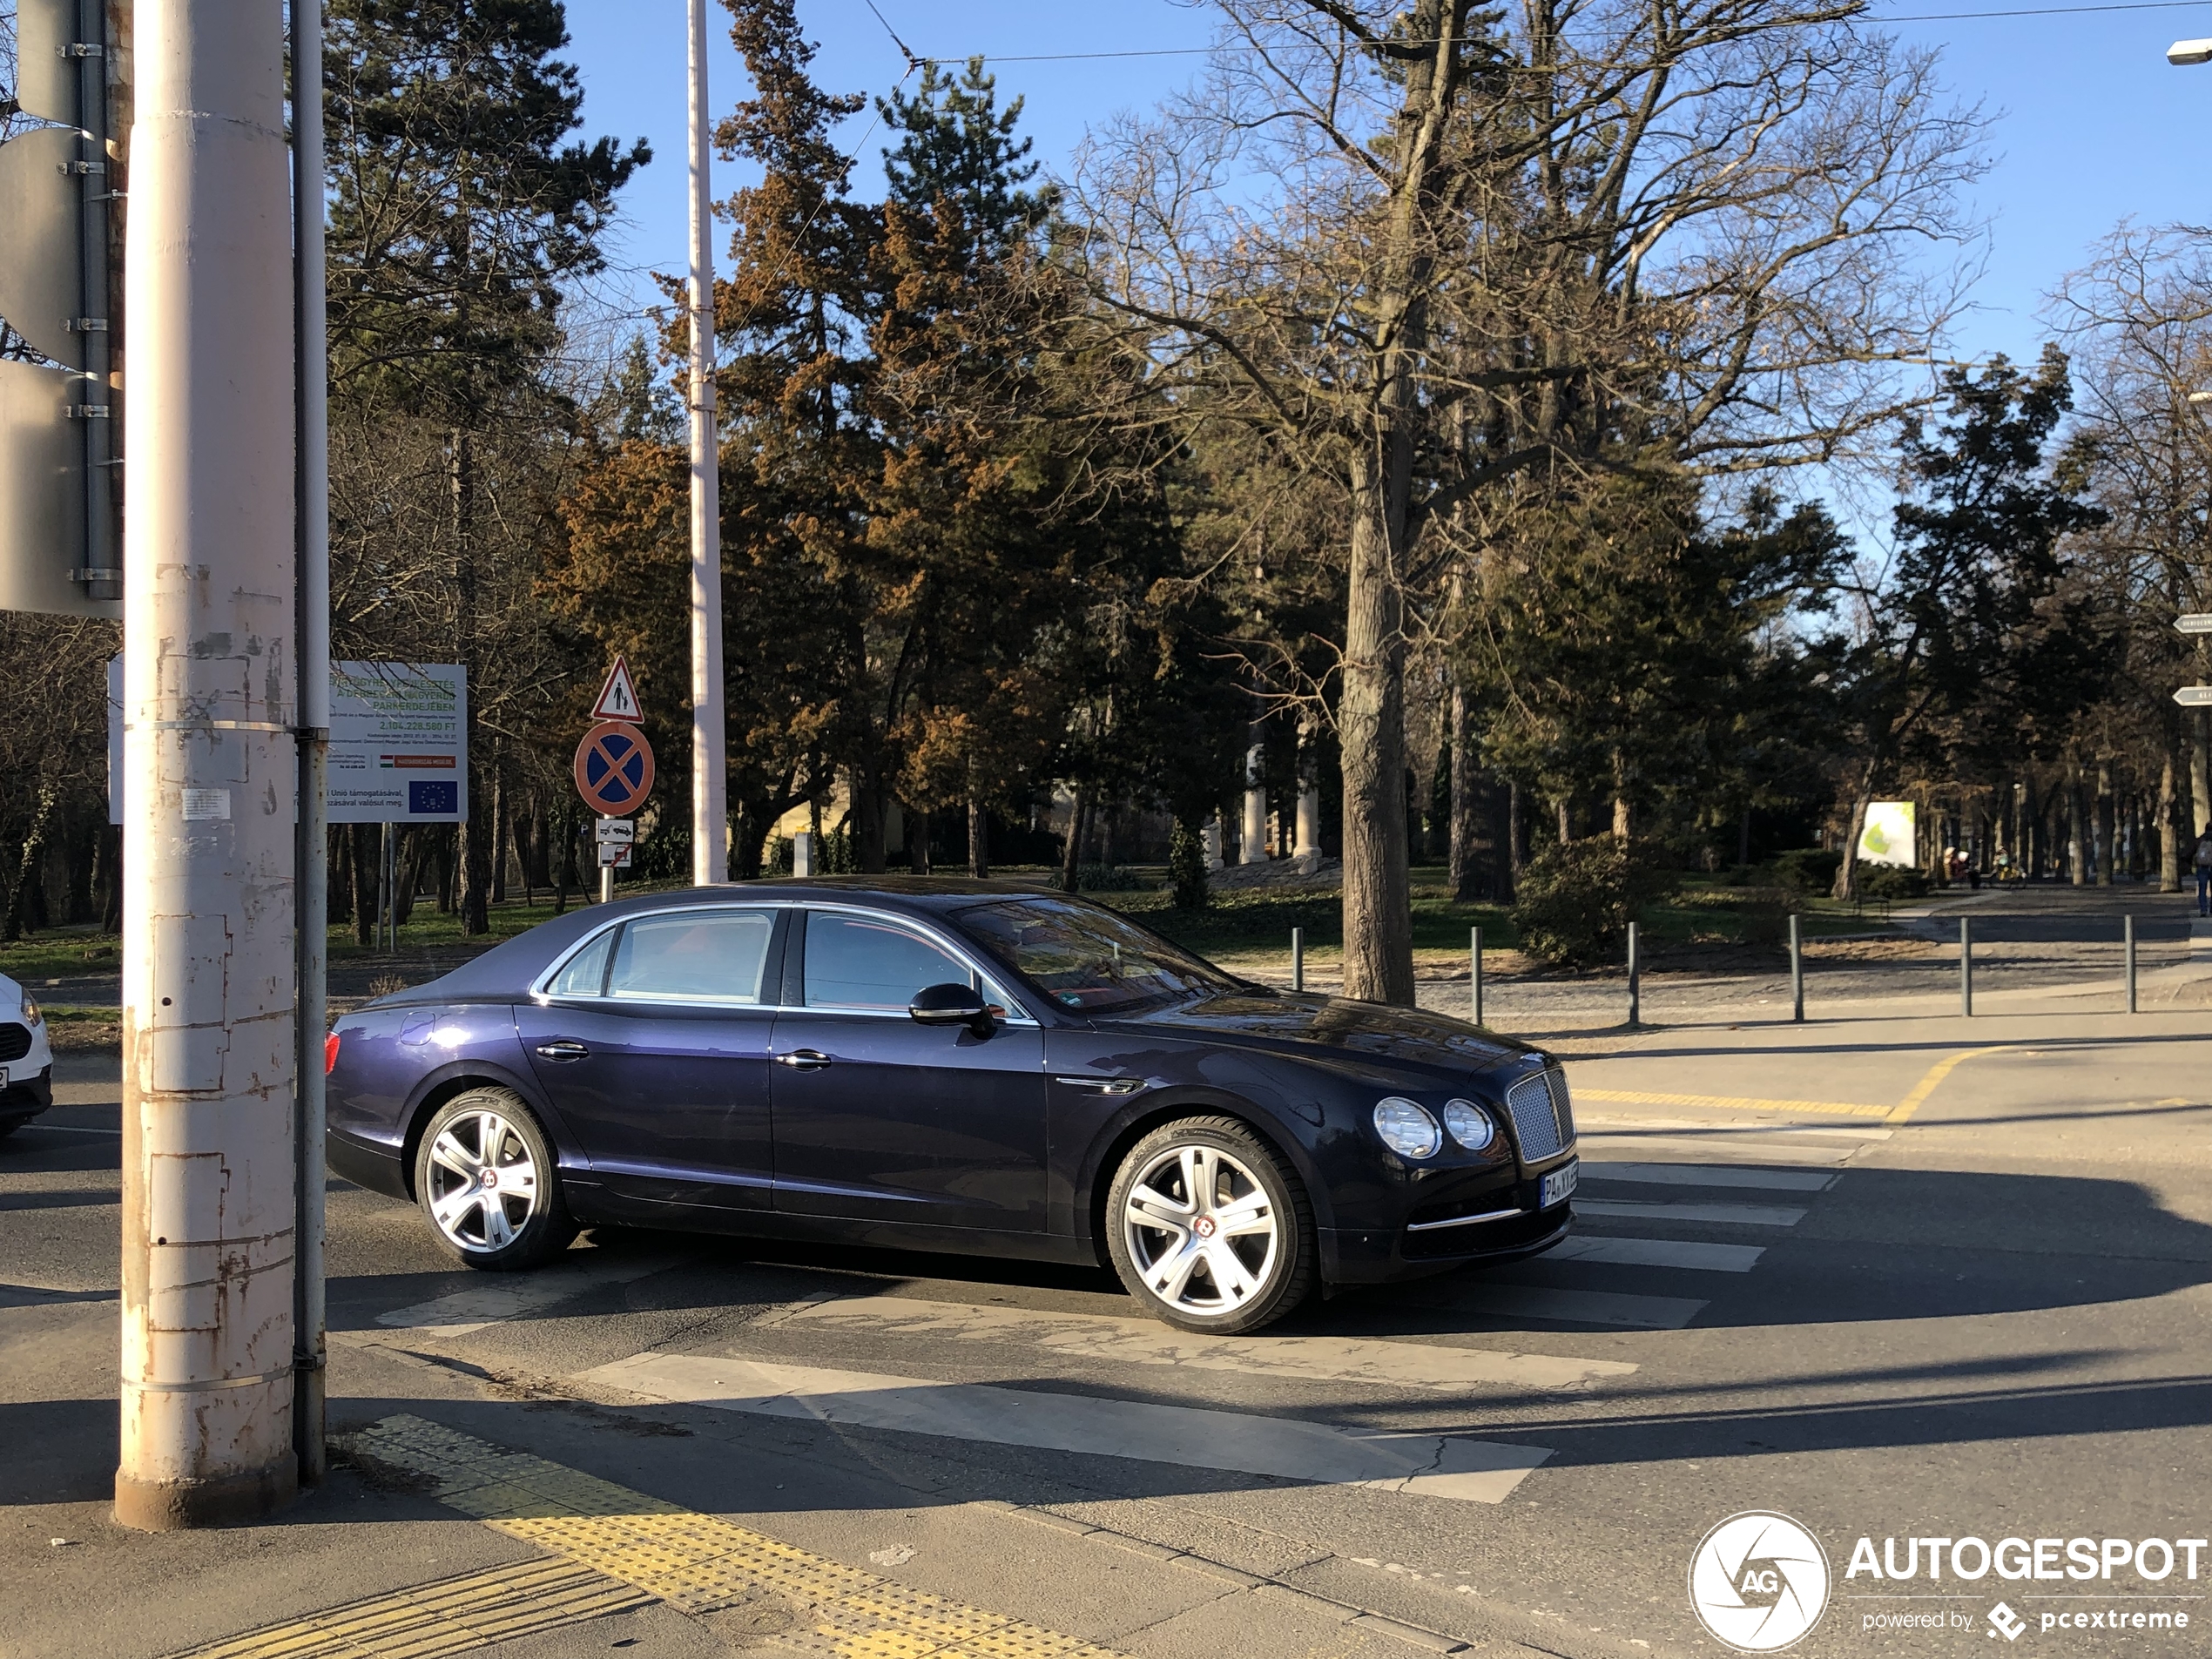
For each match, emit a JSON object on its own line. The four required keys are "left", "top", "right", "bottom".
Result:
{"left": 516, "top": 905, "right": 784, "bottom": 1214}
{"left": 769, "top": 907, "right": 1048, "bottom": 1233}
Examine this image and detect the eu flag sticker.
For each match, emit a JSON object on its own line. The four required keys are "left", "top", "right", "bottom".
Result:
{"left": 408, "top": 780, "right": 458, "bottom": 815}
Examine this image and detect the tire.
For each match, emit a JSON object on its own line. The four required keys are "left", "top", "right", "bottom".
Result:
{"left": 1105, "top": 1115, "right": 1316, "bottom": 1333}
{"left": 413, "top": 1087, "right": 577, "bottom": 1271}
{"left": 0, "top": 1118, "right": 24, "bottom": 1142}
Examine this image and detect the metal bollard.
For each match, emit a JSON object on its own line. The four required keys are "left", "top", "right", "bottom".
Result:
{"left": 1959, "top": 916, "right": 1973, "bottom": 1018}
{"left": 1790, "top": 913, "right": 1804, "bottom": 1023}
{"left": 1471, "top": 925, "right": 1484, "bottom": 1026}
{"left": 1628, "top": 921, "right": 1642, "bottom": 1026}
{"left": 1291, "top": 927, "right": 1305, "bottom": 993}
{"left": 2126, "top": 914, "right": 2137, "bottom": 1015}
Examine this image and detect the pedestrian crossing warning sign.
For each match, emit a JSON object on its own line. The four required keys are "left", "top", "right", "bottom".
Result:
{"left": 590, "top": 657, "right": 644, "bottom": 724}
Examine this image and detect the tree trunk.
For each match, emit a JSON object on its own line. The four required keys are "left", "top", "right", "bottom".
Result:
{"left": 489, "top": 764, "right": 508, "bottom": 902}
{"left": 2096, "top": 762, "right": 2114, "bottom": 887}
{"left": 1062, "top": 790, "right": 1089, "bottom": 894}
{"left": 451, "top": 427, "right": 492, "bottom": 934}
{"left": 352, "top": 823, "right": 381, "bottom": 949}
{"left": 2185, "top": 711, "right": 2202, "bottom": 836}
{"left": 1448, "top": 686, "right": 1478, "bottom": 902}
{"left": 1737, "top": 807, "right": 1752, "bottom": 867}
{"left": 1339, "top": 466, "right": 1413, "bottom": 1004}
{"left": 1832, "top": 772, "right": 1876, "bottom": 902}
{"left": 2067, "top": 772, "right": 2087, "bottom": 886}
{"left": 96, "top": 821, "right": 124, "bottom": 934}
{"left": 2161, "top": 752, "right": 2183, "bottom": 892}
{"left": 854, "top": 761, "right": 887, "bottom": 874}
{"left": 967, "top": 792, "right": 989, "bottom": 880}
{"left": 1505, "top": 779, "right": 1524, "bottom": 897}
{"left": 909, "top": 809, "right": 931, "bottom": 875}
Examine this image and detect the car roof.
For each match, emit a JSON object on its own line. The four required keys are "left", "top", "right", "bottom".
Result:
{"left": 367, "top": 877, "right": 1076, "bottom": 1007}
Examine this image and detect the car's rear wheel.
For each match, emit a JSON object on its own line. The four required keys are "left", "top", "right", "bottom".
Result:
{"left": 414, "top": 1088, "right": 575, "bottom": 1270}
{"left": 1106, "top": 1116, "right": 1315, "bottom": 1333}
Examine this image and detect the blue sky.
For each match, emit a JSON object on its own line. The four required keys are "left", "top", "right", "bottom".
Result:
{"left": 563, "top": 0, "right": 2212, "bottom": 374}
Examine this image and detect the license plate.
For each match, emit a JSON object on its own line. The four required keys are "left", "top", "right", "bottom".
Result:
{"left": 1541, "top": 1161, "right": 1579, "bottom": 1208}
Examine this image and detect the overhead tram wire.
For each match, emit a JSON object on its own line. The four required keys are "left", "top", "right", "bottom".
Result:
{"left": 893, "top": 0, "right": 2211, "bottom": 71}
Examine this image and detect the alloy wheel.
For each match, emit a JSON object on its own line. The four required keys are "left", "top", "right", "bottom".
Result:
{"left": 1120, "top": 1142, "right": 1280, "bottom": 1318}
{"left": 424, "top": 1109, "right": 540, "bottom": 1253}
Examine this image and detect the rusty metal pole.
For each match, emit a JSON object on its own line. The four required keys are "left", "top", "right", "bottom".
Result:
{"left": 116, "top": 0, "right": 300, "bottom": 1529}
{"left": 292, "top": 0, "right": 332, "bottom": 1489}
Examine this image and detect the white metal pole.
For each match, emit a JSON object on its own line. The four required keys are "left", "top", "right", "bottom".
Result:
{"left": 687, "top": 0, "right": 726, "bottom": 885}
{"left": 291, "top": 0, "right": 331, "bottom": 1490}
{"left": 118, "top": 0, "right": 300, "bottom": 1530}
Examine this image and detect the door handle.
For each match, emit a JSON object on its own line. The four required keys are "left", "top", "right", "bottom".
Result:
{"left": 775, "top": 1049, "right": 833, "bottom": 1070}
{"left": 535, "top": 1041, "right": 590, "bottom": 1062}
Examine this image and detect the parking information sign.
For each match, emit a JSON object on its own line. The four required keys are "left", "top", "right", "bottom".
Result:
{"left": 109, "top": 658, "right": 468, "bottom": 825}
{"left": 327, "top": 663, "right": 468, "bottom": 824}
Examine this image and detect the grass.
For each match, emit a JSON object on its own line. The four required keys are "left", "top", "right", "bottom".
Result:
{"left": 0, "top": 864, "right": 1898, "bottom": 989}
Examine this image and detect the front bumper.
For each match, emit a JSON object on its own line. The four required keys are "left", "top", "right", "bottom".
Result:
{"left": 0, "top": 1064, "right": 52, "bottom": 1122}
{"left": 1322, "top": 1157, "right": 1577, "bottom": 1284}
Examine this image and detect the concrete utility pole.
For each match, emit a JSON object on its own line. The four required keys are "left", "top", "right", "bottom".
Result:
{"left": 116, "top": 0, "right": 300, "bottom": 1529}
{"left": 687, "top": 0, "right": 727, "bottom": 885}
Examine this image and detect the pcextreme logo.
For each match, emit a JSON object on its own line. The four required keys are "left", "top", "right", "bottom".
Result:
{"left": 1689, "top": 1512, "right": 1833, "bottom": 1652}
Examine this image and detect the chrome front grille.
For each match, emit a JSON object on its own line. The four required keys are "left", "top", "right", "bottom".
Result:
{"left": 1504, "top": 1067, "right": 1570, "bottom": 1161}
{"left": 1546, "top": 1065, "right": 1575, "bottom": 1144}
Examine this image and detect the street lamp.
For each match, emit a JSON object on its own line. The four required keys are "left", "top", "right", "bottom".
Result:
{"left": 2171, "top": 38, "right": 2212, "bottom": 65}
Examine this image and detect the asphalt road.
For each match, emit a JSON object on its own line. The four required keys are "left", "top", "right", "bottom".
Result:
{"left": 3, "top": 952, "right": 2209, "bottom": 1657}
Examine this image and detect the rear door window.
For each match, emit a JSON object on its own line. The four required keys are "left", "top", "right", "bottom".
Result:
{"left": 803, "top": 912, "right": 973, "bottom": 1011}
{"left": 606, "top": 909, "right": 776, "bottom": 1005}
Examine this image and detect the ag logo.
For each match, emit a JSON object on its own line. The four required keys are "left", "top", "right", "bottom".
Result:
{"left": 1689, "top": 1512, "right": 1831, "bottom": 1651}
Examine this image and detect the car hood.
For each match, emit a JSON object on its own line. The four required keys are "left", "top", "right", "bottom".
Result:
{"left": 1097, "top": 991, "right": 1537, "bottom": 1081}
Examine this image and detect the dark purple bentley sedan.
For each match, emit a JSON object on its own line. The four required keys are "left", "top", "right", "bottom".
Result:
{"left": 326, "top": 880, "right": 1578, "bottom": 1332}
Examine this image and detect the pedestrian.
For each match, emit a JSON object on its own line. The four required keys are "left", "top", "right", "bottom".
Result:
{"left": 2195, "top": 832, "right": 2212, "bottom": 918}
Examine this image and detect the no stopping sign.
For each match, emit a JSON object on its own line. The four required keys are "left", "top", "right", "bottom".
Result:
{"left": 573, "top": 721, "right": 655, "bottom": 815}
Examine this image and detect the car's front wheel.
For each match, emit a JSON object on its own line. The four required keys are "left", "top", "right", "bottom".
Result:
{"left": 413, "top": 1088, "right": 576, "bottom": 1270}
{"left": 1106, "top": 1116, "right": 1315, "bottom": 1333}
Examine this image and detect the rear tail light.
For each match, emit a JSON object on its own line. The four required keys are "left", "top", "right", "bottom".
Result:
{"left": 324, "top": 1032, "right": 340, "bottom": 1075}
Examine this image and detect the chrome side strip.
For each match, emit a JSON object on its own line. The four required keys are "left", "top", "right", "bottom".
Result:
{"left": 1404, "top": 1204, "right": 1525, "bottom": 1233}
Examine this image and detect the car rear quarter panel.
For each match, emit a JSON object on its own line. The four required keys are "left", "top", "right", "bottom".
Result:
{"left": 330, "top": 1002, "right": 577, "bottom": 1197}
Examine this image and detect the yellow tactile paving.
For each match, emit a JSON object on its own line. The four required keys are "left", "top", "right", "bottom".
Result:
{"left": 169, "top": 1555, "right": 651, "bottom": 1659}
{"left": 346, "top": 1413, "right": 1126, "bottom": 1659}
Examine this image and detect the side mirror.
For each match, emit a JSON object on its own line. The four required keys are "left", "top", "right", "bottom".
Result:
{"left": 909, "top": 981, "right": 995, "bottom": 1039}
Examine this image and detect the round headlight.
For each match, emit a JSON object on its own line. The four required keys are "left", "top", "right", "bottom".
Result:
{"left": 19, "top": 995, "right": 41, "bottom": 1029}
{"left": 1442, "top": 1098, "right": 1495, "bottom": 1151}
{"left": 1372, "top": 1096, "right": 1441, "bottom": 1159}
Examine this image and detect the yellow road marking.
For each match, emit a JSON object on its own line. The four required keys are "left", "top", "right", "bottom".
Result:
{"left": 1579, "top": 1088, "right": 1893, "bottom": 1118}
{"left": 1580, "top": 1048, "right": 2017, "bottom": 1128}
{"left": 1885, "top": 1045, "right": 2014, "bottom": 1125}
{"left": 172, "top": 1556, "right": 650, "bottom": 1658}
{"left": 347, "top": 1414, "right": 1123, "bottom": 1658}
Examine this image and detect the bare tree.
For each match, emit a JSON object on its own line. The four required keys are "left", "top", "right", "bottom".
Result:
{"left": 1070, "top": 0, "right": 1984, "bottom": 1001}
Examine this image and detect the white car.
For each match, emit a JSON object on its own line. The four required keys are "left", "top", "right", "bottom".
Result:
{"left": 0, "top": 972, "right": 54, "bottom": 1139}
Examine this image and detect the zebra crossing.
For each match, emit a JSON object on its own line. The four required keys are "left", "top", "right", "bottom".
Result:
{"left": 555, "top": 1112, "right": 1883, "bottom": 1508}
{"left": 325, "top": 1106, "right": 1879, "bottom": 1514}
{"left": 1420, "top": 1111, "right": 1885, "bottom": 1330}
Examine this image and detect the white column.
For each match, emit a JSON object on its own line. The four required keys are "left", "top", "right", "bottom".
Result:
{"left": 686, "top": 0, "right": 726, "bottom": 884}
{"left": 1294, "top": 718, "right": 1321, "bottom": 864}
{"left": 1202, "top": 816, "right": 1224, "bottom": 871}
{"left": 118, "top": 0, "right": 299, "bottom": 1529}
{"left": 1241, "top": 735, "right": 1269, "bottom": 863}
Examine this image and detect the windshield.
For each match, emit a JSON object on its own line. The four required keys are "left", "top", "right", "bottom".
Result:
{"left": 954, "top": 897, "right": 1245, "bottom": 1015}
